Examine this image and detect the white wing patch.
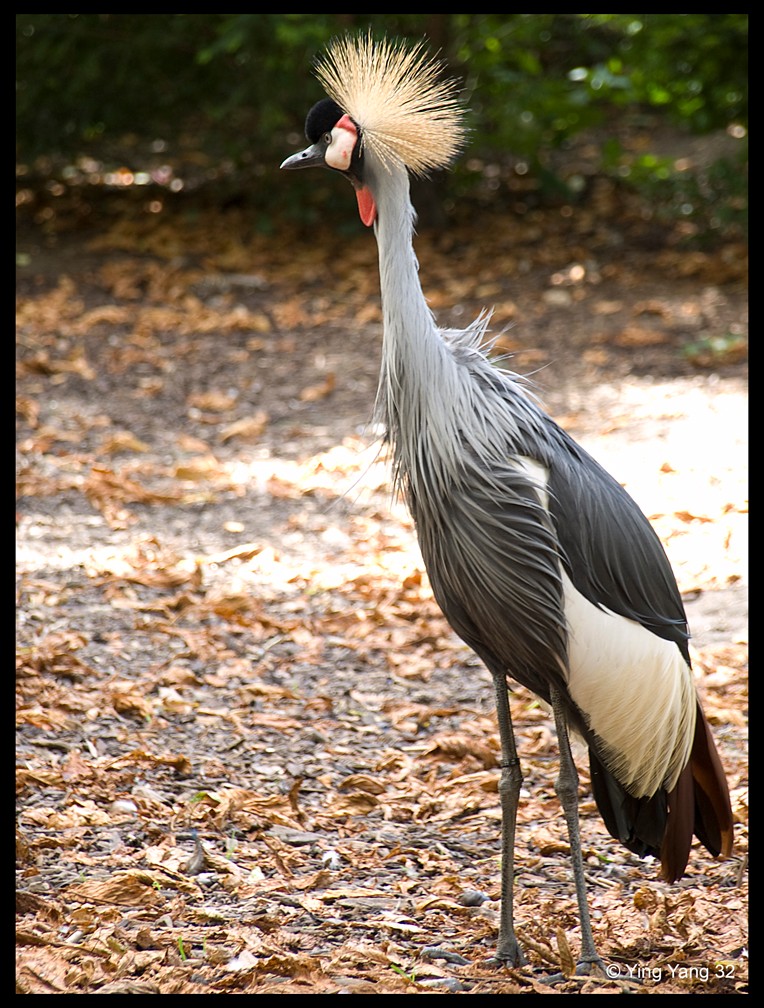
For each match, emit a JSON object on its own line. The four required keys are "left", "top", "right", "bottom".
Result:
{"left": 514, "top": 455, "right": 551, "bottom": 509}
{"left": 562, "top": 573, "right": 696, "bottom": 797}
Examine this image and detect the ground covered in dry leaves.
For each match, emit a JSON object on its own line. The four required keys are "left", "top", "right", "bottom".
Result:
{"left": 16, "top": 175, "right": 747, "bottom": 994}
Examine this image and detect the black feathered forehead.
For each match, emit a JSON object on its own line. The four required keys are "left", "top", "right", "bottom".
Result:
{"left": 305, "top": 98, "right": 346, "bottom": 143}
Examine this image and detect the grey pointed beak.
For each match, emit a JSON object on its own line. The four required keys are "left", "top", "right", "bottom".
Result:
{"left": 280, "top": 142, "right": 326, "bottom": 170}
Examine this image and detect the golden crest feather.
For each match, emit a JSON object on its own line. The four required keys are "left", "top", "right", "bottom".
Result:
{"left": 314, "top": 33, "right": 467, "bottom": 176}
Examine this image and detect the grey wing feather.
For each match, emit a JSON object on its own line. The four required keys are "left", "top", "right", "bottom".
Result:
{"left": 546, "top": 424, "right": 691, "bottom": 661}
{"left": 411, "top": 459, "right": 570, "bottom": 702}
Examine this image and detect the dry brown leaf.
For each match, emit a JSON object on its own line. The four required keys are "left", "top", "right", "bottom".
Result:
{"left": 20, "top": 800, "right": 112, "bottom": 830}
{"left": 17, "top": 349, "right": 96, "bottom": 380}
{"left": 338, "top": 774, "right": 387, "bottom": 795}
{"left": 299, "top": 373, "right": 336, "bottom": 402}
{"left": 86, "top": 535, "right": 202, "bottom": 589}
{"left": 219, "top": 411, "right": 268, "bottom": 442}
{"left": 16, "top": 631, "right": 95, "bottom": 682}
{"left": 60, "top": 750, "right": 98, "bottom": 784}
{"left": 204, "top": 542, "right": 263, "bottom": 565}
{"left": 110, "top": 683, "right": 154, "bottom": 720}
{"left": 556, "top": 927, "right": 577, "bottom": 978}
{"left": 612, "top": 325, "right": 671, "bottom": 347}
{"left": 633, "top": 298, "right": 672, "bottom": 318}
{"left": 331, "top": 792, "right": 380, "bottom": 815}
{"left": 66, "top": 869, "right": 195, "bottom": 907}
{"left": 105, "top": 748, "right": 193, "bottom": 775}
{"left": 421, "top": 732, "right": 498, "bottom": 769}
{"left": 99, "top": 430, "right": 151, "bottom": 454}
{"left": 593, "top": 299, "right": 625, "bottom": 315}
{"left": 16, "top": 395, "right": 40, "bottom": 427}
{"left": 674, "top": 509, "right": 714, "bottom": 524}
{"left": 79, "top": 304, "right": 133, "bottom": 328}
{"left": 16, "top": 767, "right": 64, "bottom": 791}
{"left": 95, "top": 981, "right": 163, "bottom": 994}
{"left": 173, "top": 454, "right": 221, "bottom": 480}
{"left": 265, "top": 476, "right": 301, "bottom": 499}
{"left": 187, "top": 390, "right": 237, "bottom": 412}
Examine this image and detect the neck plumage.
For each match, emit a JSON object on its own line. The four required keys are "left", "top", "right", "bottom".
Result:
{"left": 370, "top": 163, "right": 466, "bottom": 499}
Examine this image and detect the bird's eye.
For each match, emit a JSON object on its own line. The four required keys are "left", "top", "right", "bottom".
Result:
{"left": 323, "top": 132, "right": 332, "bottom": 144}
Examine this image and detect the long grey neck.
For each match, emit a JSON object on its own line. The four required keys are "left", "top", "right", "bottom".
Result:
{"left": 370, "top": 164, "right": 466, "bottom": 496}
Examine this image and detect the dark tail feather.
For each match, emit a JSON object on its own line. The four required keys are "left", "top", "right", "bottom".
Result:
{"left": 589, "top": 699, "right": 733, "bottom": 881}
{"left": 589, "top": 751, "right": 666, "bottom": 858}
{"left": 660, "top": 700, "right": 734, "bottom": 881}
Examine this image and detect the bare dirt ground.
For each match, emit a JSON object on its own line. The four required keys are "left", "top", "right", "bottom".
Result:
{"left": 16, "top": 178, "right": 747, "bottom": 993}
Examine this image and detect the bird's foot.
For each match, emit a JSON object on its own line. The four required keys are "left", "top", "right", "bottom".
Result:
{"left": 542, "top": 955, "right": 608, "bottom": 985}
{"left": 487, "top": 940, "right": 526, "bottom": 970}
{"left": 575, "top": 955, "right": 607, "bottom": 978}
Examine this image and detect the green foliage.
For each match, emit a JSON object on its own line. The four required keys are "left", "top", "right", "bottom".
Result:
{"left": 16, "top": 14, "right": 747, "bottom": 230}
{"left": 579, "top": 14, "right": 747, "bottom": 131}
{"left": 434, "top": 15, "right": 745, "bottom": 158}
{"left": 614, "top": 147, "right": 748, "bottom": 240}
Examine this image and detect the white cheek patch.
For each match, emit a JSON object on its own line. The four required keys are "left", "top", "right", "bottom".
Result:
{"left": 325, "top": 122, "right": 357, "bottom": 171}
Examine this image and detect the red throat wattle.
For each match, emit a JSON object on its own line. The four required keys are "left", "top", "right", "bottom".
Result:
{"left": 355, "top": 186, "right": 377, "bottom": 227}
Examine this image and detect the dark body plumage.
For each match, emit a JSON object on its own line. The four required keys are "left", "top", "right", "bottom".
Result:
{"left": 408, "top": 376, "right": 727, "bottom": 874}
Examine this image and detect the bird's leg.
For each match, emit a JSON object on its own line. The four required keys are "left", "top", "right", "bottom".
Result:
{"left": 491, "top": 670, "right": 525, "bottom": 967}
{"left": 549, "top": 684, "right": 605, "bottom": 976}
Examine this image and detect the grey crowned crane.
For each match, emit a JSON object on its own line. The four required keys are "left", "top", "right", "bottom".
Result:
{"left": 281, "top": 33, "right": 733, "bottom": 973}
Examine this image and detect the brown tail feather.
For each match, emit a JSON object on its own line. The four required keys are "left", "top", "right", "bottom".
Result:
{"left": 660, "top": 699, "right": 733, "bottom": 882}
{"left": 660, "top": 763, "right": 695, "bottom": 882}
{"left": 690, "top": 702, "right": 734, "bottom": 858}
